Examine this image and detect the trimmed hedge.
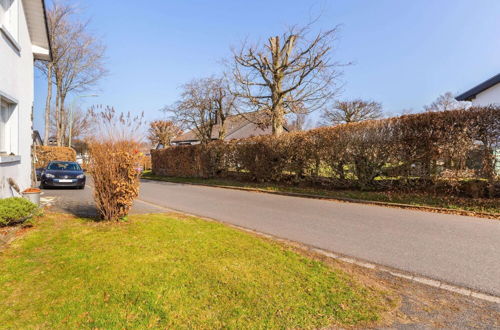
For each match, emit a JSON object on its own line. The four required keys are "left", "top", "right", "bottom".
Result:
{"left": 151, "top": 107, "right": 500, "bottom": 197}
{"left": 35, "top": 146, "right": 76, "bottom": 168}
{"left": 0, "top": 197, "right": 38, "bottom": 226}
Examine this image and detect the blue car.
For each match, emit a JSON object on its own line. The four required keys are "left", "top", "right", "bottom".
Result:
{"left": 40, "top": 161, "right": 86, "bottom": 189}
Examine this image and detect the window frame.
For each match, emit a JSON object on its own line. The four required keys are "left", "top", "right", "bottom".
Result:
{"left": 0, "top": 0, "right": 20, "bottom": 51}
{"left": 0, "top": 95, "right": 18, "bottom": 156}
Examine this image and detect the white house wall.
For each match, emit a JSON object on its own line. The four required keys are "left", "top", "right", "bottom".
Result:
{"left": 0, "top": 0, "right": 35, "bottom": 197}
{"left": 472, "top": 83, "right": 500, "bottom": 106}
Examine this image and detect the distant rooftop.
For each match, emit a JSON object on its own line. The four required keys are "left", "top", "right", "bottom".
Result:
{"left": 172, "top": 111, "right": 286, "bottom": 144}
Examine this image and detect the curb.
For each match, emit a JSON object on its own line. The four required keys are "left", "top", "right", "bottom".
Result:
{"left": 308, "top": 247, "right": 500, "bottom": 304}
{"left": 133, "top": 197, "right": 500, "bottom": 305}
{"left": 141, "top": 178, "right": 499, "bottom": 220}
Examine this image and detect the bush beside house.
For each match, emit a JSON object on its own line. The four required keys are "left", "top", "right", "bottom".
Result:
{"left": 0, "top": 197, "right": 38, "bottom": 226}
{"left": 151, "top": 107, "right": 500, "bottom": 197}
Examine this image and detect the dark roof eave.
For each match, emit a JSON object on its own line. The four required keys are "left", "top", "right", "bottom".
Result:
{"left": 41, "top": 0, "right": 53, "bottom": 61}
{"left": 456, "top": 73, "right": 500, "bottom": 101}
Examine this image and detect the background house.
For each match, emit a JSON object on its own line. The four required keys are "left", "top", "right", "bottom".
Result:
{"left": 47, "top": 136, "right": 57, "bottom": 146}
{"left": 456, "top": 73, "right": 500, "bottom": 106}
{"left": 170, "top": 113, "right": 288, "bottom": 146}
{"left": 0, "top": 0, "right": 51, "bottom": 197}
{"left": 456, "top": 72, "right": 500, "bottom": 174}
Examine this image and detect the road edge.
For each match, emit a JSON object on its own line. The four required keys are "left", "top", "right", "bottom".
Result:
{"left": 140, "top": 178, "right": 499, "bottom": 220}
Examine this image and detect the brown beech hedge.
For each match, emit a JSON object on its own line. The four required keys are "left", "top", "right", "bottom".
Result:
{"left": 35, "top": 146, "right": 76, "bottom": 168}
{"left": 152, "top": 107, "right": 500, "bottom": 197}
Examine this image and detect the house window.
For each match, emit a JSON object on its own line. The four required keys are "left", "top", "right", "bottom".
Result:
{"left": 0, "top": 98, "right": 16, "bottom": 155}
{"left": 0, "top": 0, "right": 19, "bottom": 42}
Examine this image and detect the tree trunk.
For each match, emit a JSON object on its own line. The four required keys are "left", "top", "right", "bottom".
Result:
{"left": 481, "top": 139, "right": 495, "bottom": 198}
{"left": 218, "top": 123, "right": 226, "bottom": 140}
{"left": 272, "top": 104, "right": 284, "bottom": 136}
{"left": 270, "top": 36, "right": 284, "bottom": 137}
{"left": 43, "top": 63, "right": 53, "bottom": 145}
{"left": 55, "top": 88, "right": 61, "bottom": 146}
{"left": 59, "top": 94, "right": 66, "bottom": 146}
{"left": 218, "top": 111, "right": 226, "bottom": 140}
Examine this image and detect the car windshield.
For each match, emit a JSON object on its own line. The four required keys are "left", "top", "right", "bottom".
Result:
{"left": 47, "top": 162, "right": 81, "bottom": 171}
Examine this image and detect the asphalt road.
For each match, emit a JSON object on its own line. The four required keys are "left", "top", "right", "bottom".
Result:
{"left": 40, "top": 180, "right": 163, "bottom": 217}
{"left": 42, "top": 179, "right": 500, "bottom": 296}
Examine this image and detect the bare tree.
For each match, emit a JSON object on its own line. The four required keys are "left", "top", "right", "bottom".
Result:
{"left": 147, "top": 120, "right": 183, "bottom": 147}
{"left": 286, "top": 101, "right": 312, "bottom": 131}
{"left": 54, "top": 26, "right": 106, "bottom": 146}
{"left": 50, "top": 106, "right": 90, "bottom": 144}
{"left": 35, "top": 1, "right": 75, "bottom": 145}
{"left": 321, "top": 99, "right": 383, "bottom": 126}
{"left": 37, "top": 1, "right": 107, "bottom": 147}
{"left": 167, "top": 77, "right": 236, "bottom": 143}
{"left": 423, "top": 92, "right": 471, "bottom": 112}
{"left": 230, "top": 25, "right": 342, "bottom": 136}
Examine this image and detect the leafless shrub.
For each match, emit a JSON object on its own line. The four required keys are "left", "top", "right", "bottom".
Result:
{"left": 86, "top": 106, "right": 145, "bottom": 221}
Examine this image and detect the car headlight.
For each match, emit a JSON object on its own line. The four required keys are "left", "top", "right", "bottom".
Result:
{"left": 77, "top": 174, "right": 85, "bottom": 179}
{"left": 45, "top": 173, "right": 55, "bottom": 178}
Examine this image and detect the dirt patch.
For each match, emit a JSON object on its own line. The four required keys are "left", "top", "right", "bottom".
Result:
{"left": 268, "top": 236, "right": 500, "bottom": 329}
{"left": 0, "top": 225, "right": 31, "bottom": 250}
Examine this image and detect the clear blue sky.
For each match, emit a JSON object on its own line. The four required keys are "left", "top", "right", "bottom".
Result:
{"left": 33, "top": 0, "right": 500, "bottom": 130}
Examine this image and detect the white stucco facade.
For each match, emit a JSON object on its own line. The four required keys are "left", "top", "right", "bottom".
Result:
{"left": 0, "top": 0, "right": 50, "bottom": 198}
{"left": 470, "top": 82, "right": 500, "bottom": 106}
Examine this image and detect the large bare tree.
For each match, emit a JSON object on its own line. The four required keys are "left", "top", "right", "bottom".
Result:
{"left": 147, "top": 120, "right": 183, "bottom": 147}
{"left": 35, "top": 1, "right": 74, "bottom": 145}
{"left": 54, "top": 27, "right": 106, "bottom": 146}
{"left": 423, "top": 92, "right": 471, "bottom": 112}
{"left": 230, "top": 25, "right": 342, "bottom": 136}
{"left": 168, "top": 77, "right": 236, "bottom": 143}
{"left": 321, "top": 99, "right": 383, "bottom": 126}
{"left": 36, "top": 1, "right": 107, "bottom": 147}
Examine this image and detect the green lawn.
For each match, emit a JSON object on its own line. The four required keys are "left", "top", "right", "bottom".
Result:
{"left": 0, "top": 213, "right": 394, "bottom": 329}
{"left": 142, "top": 171, "right": 500, "bottom": 215}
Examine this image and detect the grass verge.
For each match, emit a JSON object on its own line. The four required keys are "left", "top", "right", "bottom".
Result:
{"left": 0, "top": 213, "right": 395, "bottom": 328}
{"left": 142, "top": 171, "right": 500, "bottom": 216}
